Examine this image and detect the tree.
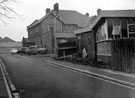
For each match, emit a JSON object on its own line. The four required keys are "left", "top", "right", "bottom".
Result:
{"left": 0, "top": 0, "right": 19, "bottom": 23}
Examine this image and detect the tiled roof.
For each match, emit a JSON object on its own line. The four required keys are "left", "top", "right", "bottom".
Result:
{"left": 55, "top": 33, "right": 76, "bottom": 38}
{"left": 74, "top": 15, "right": 96, "bottom": 34}
{"left": 28, "top": 10, "right": 88, "bottom": 28}
{"left": 57, "top": 10, "right": 88, "bottom": 27}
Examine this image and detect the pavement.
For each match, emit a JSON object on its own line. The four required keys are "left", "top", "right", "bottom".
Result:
{"left": 35, "top": 54, "right": 135, "bottom": 88}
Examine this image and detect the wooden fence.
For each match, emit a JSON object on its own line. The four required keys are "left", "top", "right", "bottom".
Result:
{"left": 111, "top": 38, "right": 135, "bottom": 73}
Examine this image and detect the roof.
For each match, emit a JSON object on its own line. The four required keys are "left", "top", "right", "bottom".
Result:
{"left": 55, "top": 33, "right": 76, "bottom": 38}
{"left": 74, "top": 15, "right": 96, "bottom": 34}
{"left": 75, "top": 10, "right": 135, "bottom": 34}
{"left": 27, "top": 10, "right": 88, "bottom": 29}
{"left": 23, "top": 37, "right": 34, "bottom": 43}
{"left": 0, "top": 37, "right": 15, "bottom": 42}
{"left": 91, "top": 10, "right": 135, "bottom": 29}
{"left": 57, "top": 10, "right": 88, "bottom": 27}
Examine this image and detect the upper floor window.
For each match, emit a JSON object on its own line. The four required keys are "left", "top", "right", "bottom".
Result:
{"left": 48, "top": 24, "right": 54, "bottom": 31}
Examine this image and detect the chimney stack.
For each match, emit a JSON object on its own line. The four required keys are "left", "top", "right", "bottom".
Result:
{"left": 53, "top": 3, "right": 59, "bottom": 11}
{"left": 97, "top": 8, "right": 101, "bottom": 15}
{"left": 46, "top": 8, "right": 50, "bottom": 14}
{"left": 85, "top": 13, "right": 89, "bottom": 17}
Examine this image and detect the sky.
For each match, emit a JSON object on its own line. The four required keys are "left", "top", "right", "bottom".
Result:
{"left": 0, "top": 0, "right": 135, "bottom": 41}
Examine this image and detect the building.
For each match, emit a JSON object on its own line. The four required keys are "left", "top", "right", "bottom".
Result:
{"left": 77, "top": 9, "right": 135, "bottom": 73}
{"left": 27, "top": 3, "right": 89, "bottom": 58}
{"left": 74, "top": 15, "right": 96, "bottom": 59}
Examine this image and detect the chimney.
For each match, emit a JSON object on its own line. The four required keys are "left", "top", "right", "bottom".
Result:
{"left": 46, "top": 8, "right": 50, "bottom": 14}
{"left": 85, "top": 13, "right": 89, "bottom": 17}
{"left": 97, "top": 8, "right": 101, "bottom": 15}
{"left": 53, "top": 3, "right": 59, "bottom": 11}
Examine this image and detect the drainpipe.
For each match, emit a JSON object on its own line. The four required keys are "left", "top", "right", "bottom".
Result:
{"left": 54, "top": 15, "right": 59, "bottom": 56}
{"left": 40, "top": 23, "right": 42, "bottom": 45}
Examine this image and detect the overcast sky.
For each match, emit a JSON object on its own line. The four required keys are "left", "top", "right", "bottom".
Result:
{"left": 0, "top": 0, "right": 135, "bottom": 41}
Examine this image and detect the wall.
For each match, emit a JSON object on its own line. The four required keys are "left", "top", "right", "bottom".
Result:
{"left": 77, "top": 31, "right": 95, "bottom": 59}
{"left": 28, "top": 24, "right": 41, "bottom": 38}
{"left": 96, "top": 40, "right": 112, "bottom": 64}
{"left": 42, "top": 32, "right": 54, "bottom": 53}
{"left": 40, "top": 14, "right": 63, "bottom": 34}
{"left": 29, "top": 35, "right": 41, "bottom": 45}
{"left": 41, "top": 14, "right": 63, "bottom": 53}
{"left": 63, "top": 24, "right": 77, "bottom": 33}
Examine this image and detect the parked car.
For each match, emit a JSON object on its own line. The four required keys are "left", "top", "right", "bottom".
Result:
{"left": 18, "top": 47, "right": 28, "bottom": 54}
{"left": 37, "top": 45, "right": 47, "bottom": 54}
{"left": 26, "top": 45, "right": 47, "bottom": 55}
{"left": 10, "top": 48, "right": 18, "bottom": 54}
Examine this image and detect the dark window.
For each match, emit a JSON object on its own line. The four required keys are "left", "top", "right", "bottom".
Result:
{"left": 121, "top": 18, "right": 128, "bottom": 38}
{"left": 128, "top": 18, "right": 135, "bottom": 24}
{"left": 48, "top": 24, "right": 54, "bottom": 31}
{"left": 129, "top": 24, "right": 135, "bottom": 32}
{"left": 128, "top": 18, "right": 135, "bottom": 36}
{"left": 107, "top": 18, "right": 113, "bottom": 39}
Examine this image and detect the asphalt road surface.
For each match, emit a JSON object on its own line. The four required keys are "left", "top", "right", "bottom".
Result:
{"left": 0, "top": 54, "right": 135, "bottom": 98}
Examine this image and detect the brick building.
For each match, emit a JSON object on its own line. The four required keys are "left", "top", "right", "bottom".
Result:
{"left": 74, "top": 15, "right": 96, "bottom": 59}
{"left": 27, "top": 3, "right": 89, "bottom": 56}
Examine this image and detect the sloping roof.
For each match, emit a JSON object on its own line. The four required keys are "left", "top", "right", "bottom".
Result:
{"left": 27, "top": 19, "right": 38, "bottom": 28}
{"left": 57, "top": 10, "right": 88, "bottom": 27}
{"left": 56, "top": 33, "right": 76, "bottom": 38}
{"left": 0, "top": 37, "right": 15, "bottom": 42}
{"left": 75, "top": 10, "right": 135, "bottom": 34}
{"left": 28, "top": 10, "right": 88, "bottom": 28}
{"left": 74, "top": 15, "right": 96, "bottom": 34}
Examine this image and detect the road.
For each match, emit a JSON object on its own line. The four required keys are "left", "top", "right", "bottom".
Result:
{"left": 0, "top": 54, "right": 135, "bottom": 98}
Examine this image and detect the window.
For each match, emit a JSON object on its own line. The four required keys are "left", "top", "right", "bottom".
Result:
{"left": 48, "top": 24, "right": 54, "bottom": 31}
{"left": 127, "top": 18, "right": 135, "bottom": 37}
{"left": 129, "top": 24, "right": 135, "bottom": 33}
{"left": 112, "top": 26, "right": 121, "bottom": 35}
{"left": 121, "top": 18, "right": 128, "bottom": 38}
{"left": 112, "top": 18, "right": 121, "bottom": 39}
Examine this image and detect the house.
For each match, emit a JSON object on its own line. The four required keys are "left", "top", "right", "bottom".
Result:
{"left": 76, "top": 9, "right": 135, "bottom": 73}
{"left": 74, "top": 15, "right": 96, "bottom": 59}
{"left": 27, "top": 3, "right": 89, "bottom": 58}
